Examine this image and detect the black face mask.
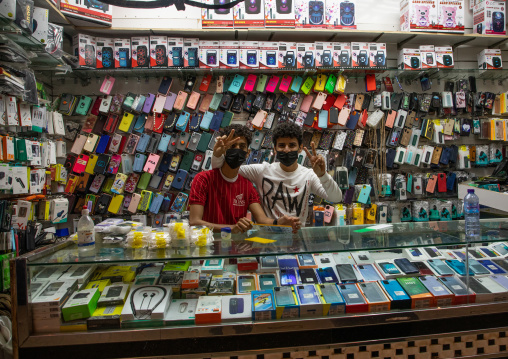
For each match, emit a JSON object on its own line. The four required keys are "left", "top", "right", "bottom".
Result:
{"left": 224, "top": 148, "right": 247, "bottom": 169}
{"left": 277, "top": 151, "right": 299, "bottom": 167}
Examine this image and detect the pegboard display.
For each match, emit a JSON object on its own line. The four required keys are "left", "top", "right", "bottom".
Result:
{"left": 41, "top": 65, "right": 507, "bottom": 231}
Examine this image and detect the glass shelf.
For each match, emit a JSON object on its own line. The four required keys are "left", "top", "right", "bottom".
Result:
{"left": 0, "top": 13, "right": 65, "bottom": 70}
{"left": 26, "top": 218, "right": 508, "bottom": 266}
{"left": 57, "top": 66, "right": 508, "bottom": 82}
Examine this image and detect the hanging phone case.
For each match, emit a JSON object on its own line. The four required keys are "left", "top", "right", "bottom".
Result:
{"left": 117, "top": 112, "right": 134, "bottom": 132}
{"left": 133, "top": 153, "right": 147, "bottom": 172}
{"left": 85, "top": 154, "right": 99, "bottom": 175}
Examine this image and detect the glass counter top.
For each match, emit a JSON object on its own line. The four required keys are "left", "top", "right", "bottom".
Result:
{"left": 26, "top": 219, "right": 508, "bottom": 266}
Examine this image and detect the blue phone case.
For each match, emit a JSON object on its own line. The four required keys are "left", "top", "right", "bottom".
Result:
{"left": 95, "top": 135, "right": 110, "bottom": 154}
{"left": 210, "top": 111, "right": 224, "bottom": 132}
{"left": 316, "top": 267, "right": 338, "bottom": 283}
{"left": 171, "top": 169, "right": 188, "bottom": 190}
{"left": 346, "top": 110, "right": 361, "bottom": 130}
{"left": 170, "top": 192, "right": 188, "bottom": 212}
{"left": 189, "top": 113, "right": 202, "bottom": 131}
{"left": 158, "top": 133, "right": 171, "bottom": 152}
{"left": 228, "top": 74, "right": 245, "bottom": 95}
{"left": 318, "top": 110, "right": 328, "bottom": 129}
{"left": 277, "top": 257, "right": 299, "bottom": 269}
{"left": 176, "top": 111, "right": 190, "bottom": 131}
{"left": 291, "top": 76, "right": 303, "bottom": 93}
{"left": 380, "top": 262, "right": 400, "bottom": 274}
{"left": 133, "top": 153, "right": 147, "bottom": 172}
{"left": 149, "top": 193, "right": 164, "bottom": 214}
{"left": 133, "top": 114, "right": 147, "bottom": 134}
{"left": 446, "top": 173, "right": 456, "bottom": 191}
{"left": 357, "top": 185, "right": 372, "bottom": 204}
{"left": 133, "top": 95, "right": 146, "bottom": 113}
{"left": 136, "top": 133, "right": 151, "bottom": 153}
{"left": 159, "top": 153, "right": 172, "bottom": 173}
{"left": 296, "top": 285, "right": 320, "bottom": 304}
{"left": 200, "top": 111, "right": 213, "bottom": 131}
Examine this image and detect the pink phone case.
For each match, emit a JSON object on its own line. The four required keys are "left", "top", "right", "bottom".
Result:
{"left": 338, "top": 108, "right": 351, "bottom": 126}
{"left": 278, "top": 75, "right": 292, "bottom": 93}
{"left": 265, "top": 76, "right": 280, "bottom": 93}
{"left": 100, "top": 76, "right": 115, "bottom": 95}
{"left": 143, "top": 153, "right": 160, "bottom": 174}
{"left": 311, "top": 92, "right": 327, "bottom": 110}
{"left": 385, "top": 110, "right": 396, "bottom": 128}
{"left": 128, "top": 193, "right": 141, "bottom": 213}
{"left": 107, "top": 154, "right": 121, "bottom": 175}
{"left": 153, "top": 95, "right": 167, "bottom": 113}
{"left": 300, "top": 95, "right": 314, "bottom": 113}
{"left": 244, "top": 74, "right": 257, "bottom": 92}
{"left": 90, "top": 174, "right": 106, "bottom": 193}
{"left": 72, "top": 154, "right": 89, "bottom": 173}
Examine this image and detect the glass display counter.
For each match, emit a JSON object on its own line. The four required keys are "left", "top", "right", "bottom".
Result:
{"left": 11, "top": 219, "right": 508, "bottom": 359}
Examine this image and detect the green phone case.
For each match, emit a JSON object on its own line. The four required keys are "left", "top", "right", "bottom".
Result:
{"left": 223, "top": 76, "right": 234, "bottom": 91}
{"left": 301, "top": 77, "right": 315, "bottom": 95}
{"left": 137, "top": 172, "right": 152, "bottom": 190}
{"left": 324, "top": 74, "right": 337, "bottom": 94}
{"left": 179, "top": 151, "right": 194, "bottom": 172}
{"left": 197, "top": 132, "right": 212, "bottom": 153}
{"left": 256, "top": 74, "right": 268, "bottom": 92}
{"left": 221, "top": 111, "right": 234, "bottom": 128}
{"left": 75, "top": 96, "right": 93, "bottom": 116}
{"left": 102, "top": 177, "right": 115, "bottom": 194}
{"left": 209, "top": 93, "right": 223, "bottom": 112}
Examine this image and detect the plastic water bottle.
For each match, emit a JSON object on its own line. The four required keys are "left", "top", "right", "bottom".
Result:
{"left": 77, "top": 206, "right": 95, "bottom": 253}
{"left": 464, "top": 189, "right": 481, "bottom": 242}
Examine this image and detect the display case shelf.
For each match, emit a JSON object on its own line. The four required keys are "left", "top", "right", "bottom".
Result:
{"left": 25, "top": 219, "right": 508, "bottom": 266}
{"left": 459, "top": 183, "right": 508, "bottom": 213}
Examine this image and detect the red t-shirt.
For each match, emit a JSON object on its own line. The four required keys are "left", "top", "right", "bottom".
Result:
{"left": 189, "top": 169, "right": 260, "bottom": 225}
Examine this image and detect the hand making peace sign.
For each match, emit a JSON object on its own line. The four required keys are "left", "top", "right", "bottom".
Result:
{"left": 213, "top": 129, "right": 242, "bottom": 157}
{"left": 303, "top": 141, "right": 326, "bottom": 177}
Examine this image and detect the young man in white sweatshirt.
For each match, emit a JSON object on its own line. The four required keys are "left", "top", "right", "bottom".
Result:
{"left": 211, "top": 122, "right": 342, "bottom": 226}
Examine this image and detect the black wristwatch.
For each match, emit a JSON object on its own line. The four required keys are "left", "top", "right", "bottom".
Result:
{"left": 273, "top": 218, "right": 278, "bottom": 225}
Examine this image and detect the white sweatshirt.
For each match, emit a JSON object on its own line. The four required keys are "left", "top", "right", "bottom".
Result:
{"left": 211, "top": 155, "right": 342, "bottom": 225}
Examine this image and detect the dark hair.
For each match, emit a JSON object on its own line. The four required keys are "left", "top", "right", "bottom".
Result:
{"left": 219, "top": 124, "right": 252, "bottom": 145}
{"left": 273, "top": 121, "right": 303, "bottom": 146}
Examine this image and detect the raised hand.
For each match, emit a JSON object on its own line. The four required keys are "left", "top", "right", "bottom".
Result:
{"left": 213, "top": 129, "right": 242, "bottom": 157}
{"left": 303, "top": 141, "right": 326, "bottom": 177}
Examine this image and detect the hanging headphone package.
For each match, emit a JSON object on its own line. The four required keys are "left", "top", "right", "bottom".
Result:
{"left": 264, "top": 0, "right": 295, "bottom": 27}
{"left": 201, "top": 0, "right": 234, "bottom": 28}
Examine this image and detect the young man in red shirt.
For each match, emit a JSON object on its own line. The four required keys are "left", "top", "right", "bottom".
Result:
{"left": 189, "top": 124, "right": 300, "bottom": 234}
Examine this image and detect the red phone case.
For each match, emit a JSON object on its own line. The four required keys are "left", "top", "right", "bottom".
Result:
{"left": 199, "top": 74, "right": 212, "bottom": 92}
{"left": 437, "top": 173, "right": 447, "bottom": 192}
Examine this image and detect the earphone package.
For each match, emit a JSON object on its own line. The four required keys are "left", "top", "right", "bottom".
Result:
{"left": 121, "top": 285, "right": 173, "bottom": 321}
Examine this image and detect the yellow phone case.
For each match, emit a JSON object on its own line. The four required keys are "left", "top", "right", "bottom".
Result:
{"left": 334, "top": 74, "right": 347, "bottom": 94}
{"left": 353, "top": 206, "right": 364, "bottom": 225}
{"left": 85, "top": 154, "right": 98, "bottom": 175}
{"left": 108, "top": 194, "right": 124, "bottom": 214}
{"left": 138, "top": 190, "right": 153, "bottom": 211}
{"left": 314, "top": 74, "right": 327, "bottom": 92}
{"left": 118, "top": 112, "right": 135, "bottom": 132}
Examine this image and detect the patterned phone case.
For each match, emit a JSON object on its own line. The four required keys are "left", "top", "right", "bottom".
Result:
{"left": 344, "top": 131, "right": 356, "bottom": 149}
{"left": 318, "top": 130, "right": 334, "bottom": 150}
{"left": 302, "top": 131, "right": 313, "bottom": 148}
{"left": 261, "top": 131, "right": 274, "bottom": 149}
{"left": 332, "top": 131, "right": 347, "bottom": 150}
{"left": 310, "top": 131, "right": 322, "bottom": 147}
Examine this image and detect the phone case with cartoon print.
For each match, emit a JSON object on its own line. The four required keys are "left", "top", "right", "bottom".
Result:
{"left": 318, "top": 130, "right": 334, "bottom": 150}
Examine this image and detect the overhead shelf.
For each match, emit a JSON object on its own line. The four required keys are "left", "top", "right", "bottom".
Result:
{"left": 71, "top": 27, "right": 508, "bottom": 48}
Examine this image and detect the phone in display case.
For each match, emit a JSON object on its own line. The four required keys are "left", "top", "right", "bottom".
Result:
{"left": 299, "top": 269, "right": 319, "bottom": 284}
{"left": 378, "top": 262, "right": 401, "bottom": 275}
{"left": 259, "top": 274, "right": 278, "bottom": 291}
{"left": 274, "top": 287, "right": 297, "bottom": 306}
{"left": 336, "top": 264, "right": 358, "bottom": 283}
{"left": 357, "top": 264, "right": 382, "bottom": 282}
{"left": 427, "top": 259, "right": 454, "bottom": 276}
{"left": 229, "top": 297, "right": 244, "bottom": 315}
{"left": 296, "top": 285, "right": 320, "bottom": 304}
{"left": 238, "top": 275, "right": 256, "bottom": 294}
{"left": 316, "top": 267, "right": 338, "bottom": 283}
{"left": 445, "top": 259, "right": 473, "bottom": 276}
{"left": 280, "top": 269, "right": 297, "bottom": 286}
